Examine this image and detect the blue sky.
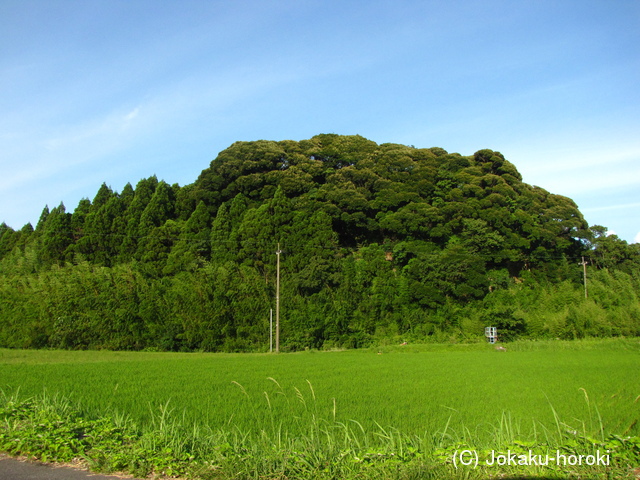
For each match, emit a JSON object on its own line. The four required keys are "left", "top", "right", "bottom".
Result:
{"left": 1, "top": 0, "right": 639, "bottom": 243}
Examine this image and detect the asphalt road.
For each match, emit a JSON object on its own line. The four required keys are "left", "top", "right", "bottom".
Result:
{"left": 0, "top": 455, "right": 138, "bottom": 480}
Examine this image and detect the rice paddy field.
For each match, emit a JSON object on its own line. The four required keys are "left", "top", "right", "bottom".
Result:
{"left": 1, "top": 338, "right": 639, "bottom": 479}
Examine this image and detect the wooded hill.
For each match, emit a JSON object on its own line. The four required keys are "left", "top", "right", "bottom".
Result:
{"left": 1, "top": 134, "right": 639, "bottom": 351}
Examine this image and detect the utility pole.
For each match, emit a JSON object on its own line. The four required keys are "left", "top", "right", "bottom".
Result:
{"left": 581, "top": 256, "right": 588, "bottom": 299}
{"left": 275, "top": 243, "right": 281, "bottom": 353}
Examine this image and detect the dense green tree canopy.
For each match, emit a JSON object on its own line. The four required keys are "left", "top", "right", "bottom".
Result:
{"left": 0, "top": 135, "right": 638, "bottom": 351}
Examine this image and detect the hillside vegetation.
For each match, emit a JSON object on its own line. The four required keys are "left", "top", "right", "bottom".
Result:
{"left": 1, "top": 134, "right": 638, "bottom": 351}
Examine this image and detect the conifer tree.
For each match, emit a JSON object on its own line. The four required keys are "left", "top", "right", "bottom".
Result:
{"left": 210, "top": 202, "right": 234, "bottom": 264}
{"left": 164, "top": 201, "right": 212, "bottom": 274}
{"left": 70, "top": 198, "right": 92, "bottom": 240}
{"left": 119, "top": 176, "right": 158, "bottom": 261}
{"left": 0, "top": 223, "right": 17, "bottom": 260}
{"left": 92, "top": 183, "right": 113, "bottom": 210}
{"left": 35, "top": 205, "right": 50, "bottom": 232}
{"left": 39, "top": 203, "right": 73, "bottom": 264}
{"left": 136, "top": 180, "right": 176, "bottom": 261}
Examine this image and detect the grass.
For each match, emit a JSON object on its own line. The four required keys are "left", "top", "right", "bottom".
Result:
{"left": 0, "top": 338, "right": 639, "bottom": 478}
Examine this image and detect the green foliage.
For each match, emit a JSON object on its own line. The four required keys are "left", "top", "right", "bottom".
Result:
{"left": 1, "top": 342, "right": 638, "bottom": 479}
{"left": 38, "top": 203, "right": 73, "bottom": 264}
{"left": 0, "top": 135, "right": 638, "bottom": 352}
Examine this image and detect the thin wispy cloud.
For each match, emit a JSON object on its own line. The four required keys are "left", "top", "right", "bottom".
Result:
{"left": 529, "top": 160, "right": 640, "bottom": 196}
{"left": 1, "top": 0, "right": 638, "bottom": 242}
{"left": 1, "top": 106, "right": 142, "bottom": 189}
{"left": 581, "top": 203, "right": 640, "bottom": 213}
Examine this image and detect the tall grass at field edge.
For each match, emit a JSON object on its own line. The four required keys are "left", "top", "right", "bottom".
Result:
{"left": 1, "top": 385, "right": 638, "bottom": 479}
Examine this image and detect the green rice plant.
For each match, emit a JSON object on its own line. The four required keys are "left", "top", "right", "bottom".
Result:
{"left": 1, "top": 339, "right": 639, "bottom": 478}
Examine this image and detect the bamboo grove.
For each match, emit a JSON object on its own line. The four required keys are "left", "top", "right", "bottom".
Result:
{"left": 1, "top": 134, "right": 639, "bottom": 351}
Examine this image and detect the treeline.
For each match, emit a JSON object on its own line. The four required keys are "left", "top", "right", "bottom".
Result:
{"left": 1, "top": 134, "right": 639, "bottom": 351}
